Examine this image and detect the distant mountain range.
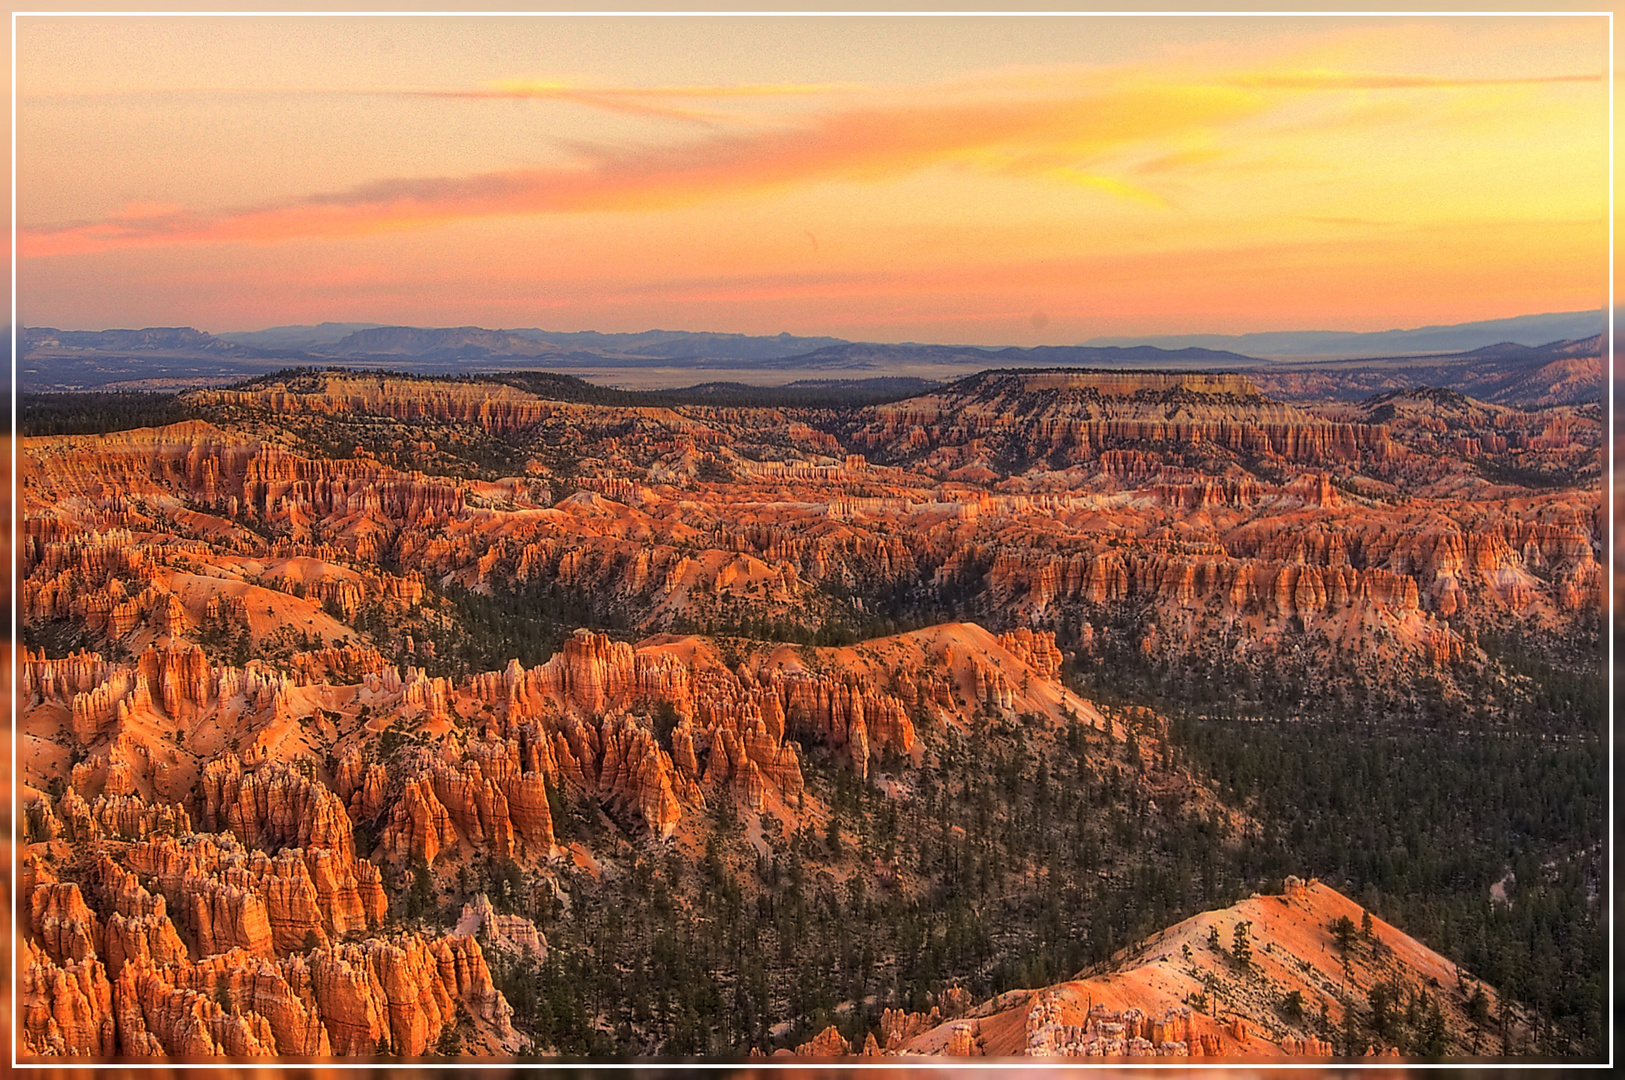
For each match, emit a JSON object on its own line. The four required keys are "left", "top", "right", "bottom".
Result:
{"left": 216, "top": 309, "right": 1610, "bottom": 362}
{"left": 23, "top": 326, "right": 244, "bottom": 354}
{"left": 18, "top": 324, "right": 1277, "bottom": 369}
{"left": 509, "top": 327, "right": 852, "bottom": 360}
{"left": 1084, "top": 309, "right": 1606, "bottom": 359}
{"left": 17, "top": 313, "right": 1606, "bottom": 406}
{"left": 1243, "top": 336, "right": 1603, "bottom": 407}
{"left": 213, "top": 322, "right": 387, "bottom": 350}
{"left": 213, "top": 323, "right": 850, "bottom": 361}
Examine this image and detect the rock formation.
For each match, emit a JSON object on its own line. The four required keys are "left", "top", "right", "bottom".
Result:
{"left": 17, "top": 367, "right": 1591, "bottom": 1061}
{"left": 18, "top": 776, "right": 514, "bottom": 1061}
{"left": 455, "top": 894, "right": 547, "bottom": 959}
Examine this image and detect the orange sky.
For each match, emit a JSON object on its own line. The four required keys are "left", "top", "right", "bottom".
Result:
{"left": 14, "top": 13, "right": 1610, "bottom": 343}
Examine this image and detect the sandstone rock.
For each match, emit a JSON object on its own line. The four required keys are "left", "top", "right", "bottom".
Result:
{"left": 381, "top": 777, "right": 459, "bottom": 866}
{"left": 306, "top": 933, "right": 513, "bottom": 1057}
{"left": 795, "top": 1024, "right": 849, "bottom": 1058}
{"left": 598, "top": 714, "right": 683, "bottom": 839}
{"left": 203, "top": 755, "right": 355, "bottom": 860}
{"left": 946, "top": 1022, "right": 980, "bottom": 1057}
{"left": 939, "top": 984, "right": 974, "bottom": 1019}
{"left": 189, "top": 878, "right": 276, "bottom": 959}
{"left": 103, "top": 909, "right": 188, "bottom": 979}
{"left": 1282, "top": 1034, "right": 1334, "bottom": 1056}
{"left": 31, "top": 882, "right": 102, "bottom": 965}
{"left": 19, "top": 939, "right": 117, "bottom": 1058}
{"left": 880, "top": 1005, "right": 940, "bottom": 1049}
{"left": 455, "top": 893, "right": 547, "bottom": 959}
{"left": 113, "top": 956, "right": 279, "bottom": 1058}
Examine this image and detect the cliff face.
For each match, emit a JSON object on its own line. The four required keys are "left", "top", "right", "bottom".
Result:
{"left": 456, "top": 894, "right": 546, "bottom": 959}
{"left": 20, "top": 366, "right": 1600, "bottom": 689}
{"left": 195, "top": 376, "right": 572, "bottom": 436}
{"left": 20, "top": 939, "right": 117, "bottom": 1058}
{"left": 96, "top": 929, "right": 516, "bottom": 1060}
{"left": 855, "top": 371, "right": 1392, "bottom": 470}
{"left": 18, "top": 796, "right": 513, "bottom": 1062}
{"left": 26, "top": 620, "right": 1084, "bottom": 877}
{"left": 365, "top": 622, "right": 1089, "bottom": 846}
{"left": 203, "top": 756, "right": 357, "bottom": 860}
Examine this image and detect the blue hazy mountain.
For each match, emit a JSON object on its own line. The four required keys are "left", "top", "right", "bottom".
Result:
{"left": 1082, "top": 310, "right": 1606, "bottom": 359}
{"left": 215, "top": 322, "right": 389, "bottom": 349}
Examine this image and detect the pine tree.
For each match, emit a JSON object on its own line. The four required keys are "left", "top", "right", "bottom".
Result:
{"left": 1368, "top": 981, "right": 1393, "bottom": 1040}
{"left": 1232, "top": 920, "right": 1253, "bottom": 968}
{"left": 1340, "top": 999, "right": 1364, "bottom": 1057}
{"left": 1419, "top": 994, "right": 1448, "bottom": 1057}
{"left": 407, "top": 856, "right": 434, "bottom": 919}
{"left": 1468, "top": 985, "right": 1490, "bottom": 1025}
{"left": 1330, "top": 915, "right": 1357, "bottom": 954}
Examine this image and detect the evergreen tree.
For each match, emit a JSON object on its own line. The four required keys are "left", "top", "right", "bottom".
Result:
{"left": 407, "top": 856, "right": 434, "bottom": 919}
{"left": 1330, "top": 915, "right": 1357, "bottom": 954}
{"left": 1231, "top": 920, "right": 1252, "bottom": 968}
{"left": 1340, "top": 1000, "right": 1364, "bottom": 1058}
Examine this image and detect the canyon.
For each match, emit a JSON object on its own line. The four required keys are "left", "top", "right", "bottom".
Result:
{"left": 17, "top": 366, "right": 1601, "bottom": 1060}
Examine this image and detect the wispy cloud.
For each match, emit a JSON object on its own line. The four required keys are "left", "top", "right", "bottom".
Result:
{"left": 417, "top": 78, "right": 858, "bottom": 122}
{"left": 1227, "top": 69, "right": 1601, "bottom": 91}
{"left": 21, "top": 78, "right": 859, "bottom": 121}
{"left": 20, "top": 56, "right": 1603, "bottom": 259}
{"left": 22, "top": 79, "right": 1261, "bottom": 256}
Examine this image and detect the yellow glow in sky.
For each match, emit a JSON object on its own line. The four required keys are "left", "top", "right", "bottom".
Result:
{"left": 15, "top": 13, "right": 1610, "bottom": 342}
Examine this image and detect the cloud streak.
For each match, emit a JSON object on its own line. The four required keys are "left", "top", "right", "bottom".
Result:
{"left": 20, "top": 59, "right": 1603, "bottom": 259}
{"left": 416, "top": 79, "right": 858, "bottom": 123}
{"left": 1227, "top": 70, "right": 1602, "bottom": 91}
{"left": 22, "top": 80, "right": 1262, "bottom": 256}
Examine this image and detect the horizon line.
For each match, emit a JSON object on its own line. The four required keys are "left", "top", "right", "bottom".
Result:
{"left": 11, "top": 305, "right": 1609, "bottom": 345}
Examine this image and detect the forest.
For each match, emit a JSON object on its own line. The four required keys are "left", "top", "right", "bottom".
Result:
{"left": 18, "top": 391, "right": 195, "bottom": 435}
{"left": 1059, "top": 609, "right": 1606, "bottom": 1057}
{"left": 402, "top": 706, "right": 1254, "bottom": 1059}
{"left": 405, "top": 580, "right": 1606, "bottom": 1059}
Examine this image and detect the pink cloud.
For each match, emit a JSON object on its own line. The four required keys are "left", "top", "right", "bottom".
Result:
{"left": 21, "top": 81, "right": 1262, "bottom": 256}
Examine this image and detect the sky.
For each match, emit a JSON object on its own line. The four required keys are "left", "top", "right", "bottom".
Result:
{"left": 14, "top": 12, "right": 1611, "bottom": 344}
